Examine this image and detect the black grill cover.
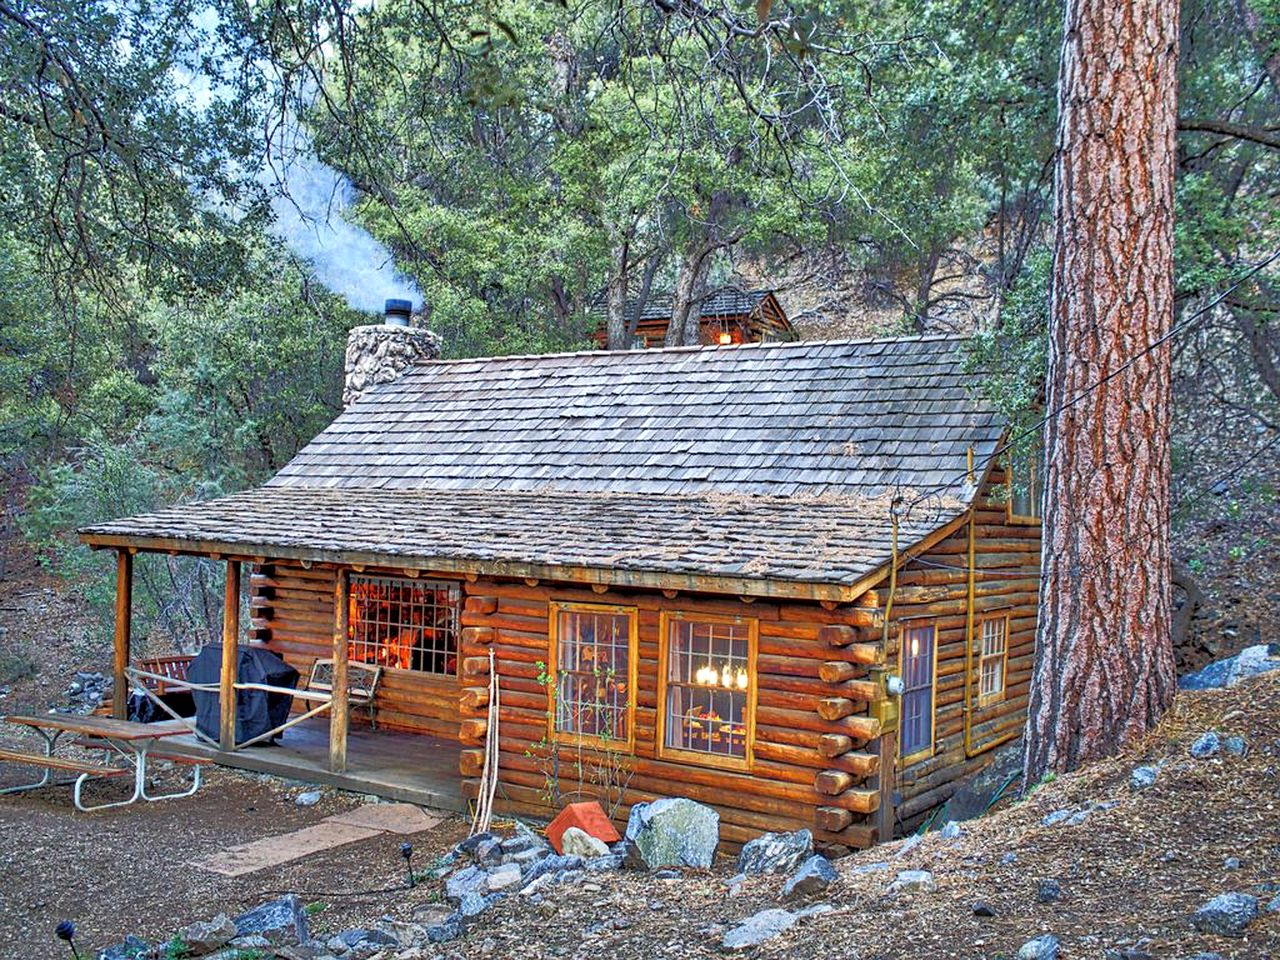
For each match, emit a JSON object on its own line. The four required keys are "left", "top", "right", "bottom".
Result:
{"left": 188, "top": 644, "right": 299, "bottom": 746}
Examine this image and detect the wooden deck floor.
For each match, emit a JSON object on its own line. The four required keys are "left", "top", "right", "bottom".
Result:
{"left": 162, "top": 719, "right": 465, "bottom": 813}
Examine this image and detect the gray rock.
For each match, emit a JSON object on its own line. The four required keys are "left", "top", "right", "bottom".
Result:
{"left": 445, "top": 864, "right": 490, "bottom": 901}
{"left": 98, "top": 936, "right": 150, "bottom": 960}
{"left": 486, "top": 861, "right": 523, "bottom": 891}
{"left": 623, "top": 797, "right": 720, "bottom": 870}
{"left": 1190, "top": 732, "right": 1221, "bottom": 759}
{"left": 1222, "top": 735, "right": 1247, "bottom": 757}
{"left": 939, "top": 820, "right": 963, "bottom": 840}
{"left": 181, "top": 914, "right": 237, "bottom": 955}
{"left": 737, "top": 829, "right": 813, "bottom": 876}
{"left": 720, "top": 909, "right": 797, "bottom": 952}
{"left": 794, "top": 903, "right": 834, "bottom": 918}
{"left": 888, "top": 869, "right": 937, "bottom": 894}
{"left": 1017, "top": 934, "right": 1061, "bottom": 960}
{"left": 425, "top": 917, "right": 464, "bottom": 944}
{"left": 1186, "top": 954, "right": 1225, "bottom": 960}
{"left": 1129, "top": 765, "right": 1159, "bottom": 791}
{"left": 1268, "top": 893, "right": 1280, "bottom": 913}
{"left": 1042, "top": 809, "right": 1074, "bottom": 827}
{"left": 1066, "top": 809, "right": 1091, "bottom": 826}
{"left": 1180, "top": 644, "right": 1280, "bottom": 689}
{"left": 1223, "top": 856, "right": 1241, "bottom": 870}
{"left": 411, "top": 902, "right": 454, "bottom": 925}
{"left": 1190, "top": 892, "right": 1259, "bottom": 937}
{"left": 474, "top": 837, "right": 503, "bottom": 865}
{"left": 229, "top": 935, "right": 271, "bottom": 949}
{"left": 522, "top": 853, "right": 583, "bottom": 884}
{"left": 1037, "top": 878, "right": 1062, "bottom": 903}
{"left": 1000, "top": 852, "right": 1018, "bottom": 865}
{"left": 781, "top": 855, "right": 838, "bottom": 900}
{"left": 972, "top": 901, "right": 997, "bottom": 917}
{"left": 893, "top": 833, "right": 924, "bottom": 859}
{"left": 456, "top": 831, "right": 495, "bottom": 859}
{"left": 234, "top": 893, "right": 309, "bottom": 943}
{"left": 583, "top": 853, "right": 624, "bottom": 872}
{"left": 560, "top": 826, "right": 611, "bottom": 859}
{"left": 295, "top": 790, "right": 322, "bottom": 807}
{"left": 848, "top": 860, "right": 890, "bottom": 876}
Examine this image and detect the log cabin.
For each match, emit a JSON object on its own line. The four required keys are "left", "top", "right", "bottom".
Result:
{"left": 592, "top": 288, "right": 794, "bottom": 348}
{"left": 80, "top": 305, "right": 1042, "bottom": 851}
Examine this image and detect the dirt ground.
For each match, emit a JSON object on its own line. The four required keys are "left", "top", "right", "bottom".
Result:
{"left": 0, "top": 764, "right": 472, "bottom": 958}
{"left": 0, "top": 678, "right": 1276, "bottom": 959}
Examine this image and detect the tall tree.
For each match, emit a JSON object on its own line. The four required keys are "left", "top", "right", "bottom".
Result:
{"left": 1023, "top": 0, "right": 1181, "bottom": 779}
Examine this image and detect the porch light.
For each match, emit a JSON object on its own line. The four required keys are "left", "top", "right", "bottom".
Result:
{"left": 718, "top": 330, "right": 733, "bottom": 345}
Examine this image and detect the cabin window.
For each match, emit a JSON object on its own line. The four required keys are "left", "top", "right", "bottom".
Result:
{"left": 658, "top": 613, "right": 757, "bottom": 769}
{"left": 900, "top": 623, "right": 936, "bottom": 762}
{"left": 549, "top": 603, "right": 637, "bottom": 750}
{"left": 1008, "top": 437, "right": 1044, "bottom": 522}
{"left": 347, "top": 575, "right": 460, "bottom": 675}
{"left": 978, "top": 616, "right": 1009, "bottom": 704}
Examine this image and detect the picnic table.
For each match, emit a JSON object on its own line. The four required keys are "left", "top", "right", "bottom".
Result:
{"left": 0, "top": 714, "right": 201, "bottom": 812}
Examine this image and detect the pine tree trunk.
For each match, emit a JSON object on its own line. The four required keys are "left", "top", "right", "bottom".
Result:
{"left": 1023, "top": 0, "right": 1180, "bottom": 782}
{"left": 605, "top": 234, "right": 631, "bottom": 350}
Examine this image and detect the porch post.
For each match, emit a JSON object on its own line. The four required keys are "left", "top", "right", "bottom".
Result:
{"left": 330, "top": 568, "right": 349, "bottom": 774}
{"left": 220, "top": 560, "right": 241, "bottom": 751}
{"left": 112, "top": 550, "right": 132, "bottom": 720}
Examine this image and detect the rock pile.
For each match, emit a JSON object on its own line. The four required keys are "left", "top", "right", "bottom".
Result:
{"left": 65, "top": 671, "right": 108, "bottom": 714}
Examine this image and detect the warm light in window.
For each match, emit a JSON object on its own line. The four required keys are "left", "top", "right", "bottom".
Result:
{"left": 718, "top": 331, "right": 733, "bottom": 345}
{"left": 736, "top": 667, "right": 749, "bottom": 690}
{"left": 911, "top": 635, "right": 920, "bottom": 658}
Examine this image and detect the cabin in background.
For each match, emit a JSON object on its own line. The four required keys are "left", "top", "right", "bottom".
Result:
{"left": 82, "top": 311, "right": 1041, "bottom": 851}
{"left": 593, "top": 288, "right": 794, "bottom": 348}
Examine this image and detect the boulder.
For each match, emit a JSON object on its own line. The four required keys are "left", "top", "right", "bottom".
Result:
{"left": 294, "top": 790, "right": 322, "bottom": 807}
{"left": 1129, "top": 765, "right": 1159, "bottom": 792}
{"left": 1190, "top": 892, "right": 1258, "bottom": 938}
{"left": 888, "top": 870, "right": 937, "bottom": 894}
{"left": 623, "top": 797, "right": 719, "bottom": 869}
{"left": 737, "top": 829, "right": 813, "bottom": 876}
{"left": 560, "top": 826, "right": 611, "bottom": 859}
{"left": 781, "top": 855, "right": 838, "bottom": 900}
{"left": 1222, "top": 735, "right": 1247, "bottom": 757}
{"left": 1180, "top": 644, "right": 1280, "bottom": 689}
{"left": 1017, "top": 934, "right": 1061, "bottom": 960}
{"left": 939, "top": 820, "right": 963, "bottom": 840}
{"left": 1037, "top": 878, "right": 1062, "bottom": 903}
{"left": 181, "top": 914, "right": 237, "bottom": 955}
{"left": 972, "top": 901, "right": 997, "bottom": 917}
{"left": 486, "top": 861, "right": 523, "bottom": 891}
{"left": 522, "top": 853, "right": 583, "bottom": 884}
{"left": 445, "top": 864, "right": 490, "bottom": 901}
{"left": 1189, "top": 732, "right": 1220, "bottom": 759}
{"left": 233, "top": 893, "right": 309, "bottom": 943}
{"left": 720, "top": 909, "right": 797, "bottom": 952}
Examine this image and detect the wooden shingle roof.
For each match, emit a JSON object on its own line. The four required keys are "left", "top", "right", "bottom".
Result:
{"left": 82, "top": 335, "right": 1003, "bottom": 597}
{"left": 270, "top": 335, "right": 1001, "bottom": 498}
{"left": 79, "top": 487, "right": 968, "bottom": 600}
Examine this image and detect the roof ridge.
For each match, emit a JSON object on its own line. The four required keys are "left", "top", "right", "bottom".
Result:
{"left": 405, "top": 332, "right": 973, "bottom": 368}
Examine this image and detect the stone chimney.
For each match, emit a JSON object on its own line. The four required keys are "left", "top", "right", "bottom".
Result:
{"left": 343, "top": 299, "right": 443, "bottom": 405}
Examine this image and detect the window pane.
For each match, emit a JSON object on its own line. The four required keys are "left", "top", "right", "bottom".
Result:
{"left": 555, "top": 609, "right": 632, "bottom": 742}
{"left": 348, "top": 575, "right": 459, "bottom": 675}
{"left": 664, "top": 619, "right": 751, "bottom": 761}
{"left": 901, "top": 625, "right": 935, "bottom": 757}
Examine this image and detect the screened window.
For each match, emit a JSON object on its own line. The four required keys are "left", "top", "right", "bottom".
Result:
{"left": 551, "top": 604, "right": 636, "bottom": 748}
{"left": 660, "top": 615, "right": 756, "bottom": 768}
{"left": 900, "top": 623, "right": 936, "bottom": 761}
{"left": 1008, "top": 439, "right": 1044, "bottom": 522}
{"left": 348, "top": 575, "right": 459, "bottom": 675}
{"left": 978, "top": 617, "right": 1008, "bottom": 703}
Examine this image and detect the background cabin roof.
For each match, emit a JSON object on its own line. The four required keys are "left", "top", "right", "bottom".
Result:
{"left": 595, "top": 288, "right": 778, "bottom": 323}
{"left": 269, "top": 335, "right": 1002, "bottom": 499}
{"left": 79, "top": 486, "right": 969, "bottom": 597}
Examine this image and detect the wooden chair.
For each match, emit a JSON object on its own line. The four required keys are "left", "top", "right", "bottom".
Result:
{"left": 306, "top": 659, "right": 383, "bottom": 728}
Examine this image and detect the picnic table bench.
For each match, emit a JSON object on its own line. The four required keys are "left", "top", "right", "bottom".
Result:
{"left": 0, "top": 714, "right": 203, "bottom": 812}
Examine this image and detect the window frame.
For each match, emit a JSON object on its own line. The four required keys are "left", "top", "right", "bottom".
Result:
{"left": 346, "top": 573, "right": 461, "bottom": 679}
{"left": 656, "top": 611, "right": 759, "bottom": 772}
{"left": 898, "top": 621, "right": 938, "bottom": 766}
{"left": 547, "top": 601, "right": 639, "bottom": 753}
{"left": 1007, "top": 443, "right": 1044, "bottom": 525}
{"left": 976, "top": 614, "right": 1010, "bottom": 706}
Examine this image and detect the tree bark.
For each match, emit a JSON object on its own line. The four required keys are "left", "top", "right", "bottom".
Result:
{"left": 605, "top": 230, "right": 632, "bottom": 350}
{"left": 1024, "top": 0, "right": 1180, "bottom": 782}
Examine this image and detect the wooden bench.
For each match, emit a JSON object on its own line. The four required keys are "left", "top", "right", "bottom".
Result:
{"left": 0, "top": 747, "right": 129, "bottom": 780}
{"left": 97, "top": 654, "right": 196, "bottom": 715}
{"left": 306, "top": 659, "right": 382, "bottom": 727}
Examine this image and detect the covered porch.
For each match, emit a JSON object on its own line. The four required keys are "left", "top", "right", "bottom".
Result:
{"left": 161, "top": 715, "right": 465, "bottom": 811}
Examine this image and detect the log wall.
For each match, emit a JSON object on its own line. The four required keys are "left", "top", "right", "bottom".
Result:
{"left": 249, "top": 562, "right": 461, "bottom": 740}
{"left": 453, "top": 579, "right": 886, "bottom": 852}
{"left": 877, "top": 462, "right": 1041, "bottom": 827}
